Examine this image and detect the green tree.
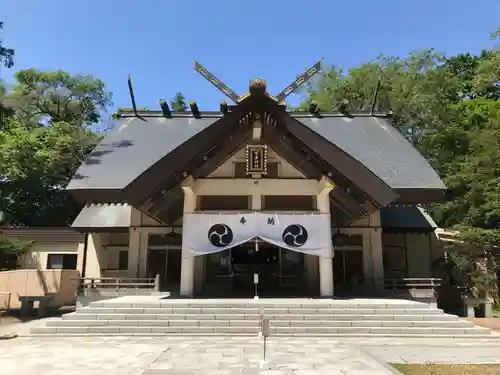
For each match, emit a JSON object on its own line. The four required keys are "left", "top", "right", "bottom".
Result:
{"left": 430, "top": 99, "right": 500, "bottom": 228}
{"left": 0, "top": 22, "right": 14, "bottom": 125}
{"left": 444, "top": 51, "right": 500, "bottom": 100}
{"left": 301, "top": 50, "right": 459, "bottom": 147}
{"left": 299, "top": 31, "right": 500, "bottom": 239}
{"left": 0, "top": 118, "right": 99, "bottom": 226}
{"left": 170, "top": 92, "right": 187, "bottom": 112}
{"left": 7, "top": 69, "right": 112, "bottom": 126}
{"left": 0, "top": 236, "right": 33, "bottom": 271}
{"left": 0, "top": 69, "right": 112, "bottom": 227}
{"left": 0, "top": 22, "right": 14, "bottom": 69}
{"left": 474, "top": 28, "right": 500, "bottom": 95}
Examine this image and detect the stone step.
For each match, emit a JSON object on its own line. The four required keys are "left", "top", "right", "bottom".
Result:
{"left": 270, "top": 326, "right": 492, "bottom": 335}
{"left": 270, "top": 320, "right": 473, "bottom": 328}
{"left": 89, "top": 301, "right": 428, "bottom": 309}
{"left": 47, "top": 319, "right": 473, "bottom": 328}
{"left": 29, "top": 332, "right": 499, "bottom": 339}
{"left": 30, "top": 325, "right": 491, "bottom": 336}
{"left": 62, "top": 313, "right": 459, "bottom": 321}
{"left": 32, "top": 326, "right": 261, "bottom": 334}
{"left": 47, "top": 320, "right": 259, "bottom": 327}
{"left": 76, "top": 307, "right": 444, "bottom": 315}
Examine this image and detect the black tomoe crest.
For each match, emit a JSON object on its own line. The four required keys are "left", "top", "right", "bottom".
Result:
{"left": 282, "top": 224, "right": 308, "bottom": 247}
{"left": 208, "top": 224, "right": 234, "bottom": 247}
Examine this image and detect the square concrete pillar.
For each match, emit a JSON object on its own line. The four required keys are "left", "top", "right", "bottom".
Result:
{"left": 180, "top": 183, "right": 196, "bottom": 297}
{"left": 127, "top": 228, "right": 141, "bottom": 278}
{"left": 316, "top": 179, "right": 334, "bottom": 297}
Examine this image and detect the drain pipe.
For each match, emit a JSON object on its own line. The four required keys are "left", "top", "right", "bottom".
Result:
{"left": 81, "top": 233, "right": 89, "bottom": 278}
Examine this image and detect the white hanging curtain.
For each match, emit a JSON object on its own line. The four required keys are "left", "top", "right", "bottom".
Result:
{"left": 182, "top": 212, "right": 333, "bottom": 257}
{"left": 256, "top": 213, "right": 332, "bottom": 257}
{"left": 182, "top": 213, "right": 259, "bottom": 255}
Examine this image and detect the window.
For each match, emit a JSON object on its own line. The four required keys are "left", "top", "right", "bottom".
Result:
{"left": 47, "top": 254, "right": 78, "bottom": 270}
{"left": 198, "top": 195, "right": 250, "bottom": 210}
{"left": 148, "top": 232, "right": 182, "bottom": 247}
{"left": 108, "top": 232, "right": 130, "bottom": 246}
{"left": 263, "top": 162, "right": 279, "bottom": 178}
{"left": 234, "top": 162, "right": 247, "bottom": 178}
{"left": 263, "top": 196, "right": 315, "bottom": 211}
{"left": 118, "top": 251, "right": 129, "bottom": 270}
{"left": 333, "top": 234, "right": 363, "bottom": 247}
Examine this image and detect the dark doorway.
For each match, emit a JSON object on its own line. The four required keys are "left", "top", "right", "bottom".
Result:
{"left": 147, "top": 250, "right": 166, "bottom": 288}
{"left": 229, "top": 243, "right": 305, "bottom": 297}
{"left": 334, "top": 250, "right": 364, "bottom": 296}
{"left": 166, "top": 249, "right": 182, "bottom": 285}
{"left": 231, "top": 244, "right": 280, "bottom": 296}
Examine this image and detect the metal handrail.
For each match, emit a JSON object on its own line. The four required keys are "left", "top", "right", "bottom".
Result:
{"left": 382, "top": 278, "right": 442, "bottom": 290}
{"left": 74, "top": 275, "right": 160, "bottom": 292}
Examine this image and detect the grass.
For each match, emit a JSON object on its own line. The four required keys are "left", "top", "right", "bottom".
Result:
{"left": 392, "top": 364, "right": 500, "bottom": 375}
{"left": 493, "top": 305, "right": 500, "bottom": 318}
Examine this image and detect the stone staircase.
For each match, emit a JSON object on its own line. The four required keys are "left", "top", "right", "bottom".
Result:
{"left": 31, "top": 297, "right": 496, "bottom": 337}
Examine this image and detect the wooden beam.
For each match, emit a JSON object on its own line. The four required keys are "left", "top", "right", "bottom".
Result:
{"left": 192, "top": 128, "right": 252, "bottom": 178}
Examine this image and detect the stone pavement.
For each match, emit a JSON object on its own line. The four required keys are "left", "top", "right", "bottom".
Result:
{"left": 351, "top": 337, "right": 500, "bottom": 364}
{"left": 1, "top": 336, "right": 500, "bottom": 375}
{"left": 0, "top": 336, "right": 398, "bottom": 375}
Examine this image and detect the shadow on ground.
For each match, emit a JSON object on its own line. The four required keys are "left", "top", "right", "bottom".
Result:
{"left": 0, "top": 306, "right": 75, "bottom": 326}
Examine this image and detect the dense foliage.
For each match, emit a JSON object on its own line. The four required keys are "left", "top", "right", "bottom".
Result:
{"left": 298, "top": 28, "right": 500, "bottom": 298}
{"left": 0, "top": 23, "right": 113, "bottom": 228}
{"left": 300, "top": 28, "right": 500, "bottom": 250}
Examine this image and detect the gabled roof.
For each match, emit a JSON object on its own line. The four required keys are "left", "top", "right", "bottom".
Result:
{"left": 68, "top": 112, "right": 443, "bottom": 191}
{"left": 66, "top": 105, "right": 446, "bottom": 224}
{"left": 71, "top": 203, "right": 131, "bottom": 232}
{"left": 380, "top": 204, "right": 438, "bottom": 232}
{"left": 67, "top": 114, "right": 222, "bottom": 201}
{"left": 295, "top": 115, "right": 446, "bottom": 195}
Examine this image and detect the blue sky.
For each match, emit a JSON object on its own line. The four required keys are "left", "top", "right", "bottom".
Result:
{"left": 1, "top": 0, "right": 499, "bottom": 112}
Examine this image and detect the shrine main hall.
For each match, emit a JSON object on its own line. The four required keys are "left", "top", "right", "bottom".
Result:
{"left": 66, "top": 63, "right": 446, "bottom": 297}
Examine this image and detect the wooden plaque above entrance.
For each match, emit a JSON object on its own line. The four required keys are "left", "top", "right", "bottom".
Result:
{"left": 245, "top": 145, "right": 268, "bottom": 176}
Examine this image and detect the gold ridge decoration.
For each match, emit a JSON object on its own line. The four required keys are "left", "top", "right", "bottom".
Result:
{"left": 245, "top": 145, "right": 268, "bottom": 176}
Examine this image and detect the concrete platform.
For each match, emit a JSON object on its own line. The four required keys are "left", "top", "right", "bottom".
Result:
{"left": 29, "top": 297, "right": 497, "bottom": 338}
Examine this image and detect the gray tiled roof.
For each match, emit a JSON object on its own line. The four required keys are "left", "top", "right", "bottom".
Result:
{"left": 67, "top": 116, "right": 220, "bottom": 191}
{"left": 71, "top": 203, "right": 131, "bottom": 229}
{"left": 298, "top": 116, "right": 445, "bottom": 190}
{"left": 67, "top": 113, "right": 445, "bottom": 195}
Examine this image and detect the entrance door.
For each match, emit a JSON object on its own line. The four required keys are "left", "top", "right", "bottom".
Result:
{"left": 231, "top": 245, "right": 257, "bottom": 296}
{"left": 231, "top": 244, "right": 285, "bottom": 296}
{"left": 254, "top": 245, "right": 279, "bottom": 295}
{"left": 334, "top": 250, "right": 364, "bottom": 296}
{"left": 147, "top": 250, "right": 167, "bottom": 289}
{"left": 166, "top": 249, "right": 182, "bottom": 285}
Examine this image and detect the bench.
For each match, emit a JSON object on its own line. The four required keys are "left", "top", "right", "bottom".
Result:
{"left": 19, "top": 295, "right": 54, "bottom": 318}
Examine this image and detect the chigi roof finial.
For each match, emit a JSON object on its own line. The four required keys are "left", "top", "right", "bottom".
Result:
{"left": 127, "top": 74, "right": 138, "bottom": 116}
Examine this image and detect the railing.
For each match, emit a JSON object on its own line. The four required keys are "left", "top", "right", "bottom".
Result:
{"left": 383, "top": 278, "right": 442, "bottom": 291}
{"left": 77, "top": 275, "right": 160, "bottom": 293}
{"left": 336, "top": 277, "right": 442, "bottom": 302}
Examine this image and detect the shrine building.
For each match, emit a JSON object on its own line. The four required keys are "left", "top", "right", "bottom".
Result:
{"left": 66, "top": 61, "right": 447, "bottom": 297}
